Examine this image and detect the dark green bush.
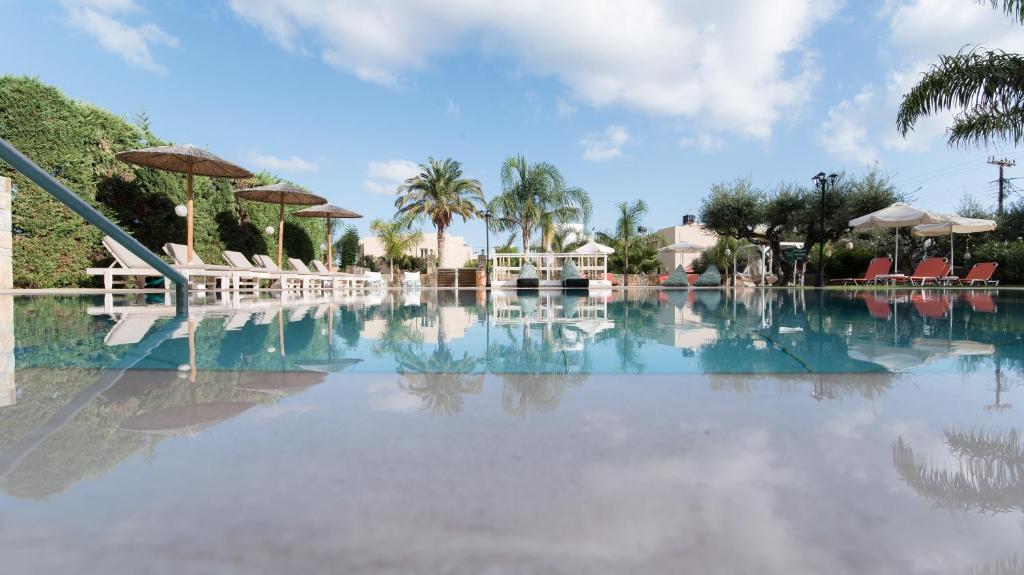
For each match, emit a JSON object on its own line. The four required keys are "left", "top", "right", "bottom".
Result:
{"left": 0, "top": 76, "right": 325, "bottom": 287}
{"left": 971, "top": 240, "right": 1024, "bottom": 285}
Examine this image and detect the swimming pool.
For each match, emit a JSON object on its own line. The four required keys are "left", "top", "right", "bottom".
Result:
{"left": 1, "top": 288, "right": 1021, "bottom": 573}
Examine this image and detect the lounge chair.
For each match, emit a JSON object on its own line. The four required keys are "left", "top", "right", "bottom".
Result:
{"left": 222, "top": 250, "right": 275, "bottom": 291}
{"left": 164, "top": 243, "right": 255, "bottom": 291}
{"left": 880, "top": 257, "right": 949, "bottom": 286}
{"left": 402, "top": 271, "right": 421, "bottom": 288}
{"left": 87, "top": 236, "right": 229, "bottom": 290}
{"left": 310, "top": 260, "right": 368, "bottom": 289}
{"left": 829, "top": 257, "right": 892, "bottom": 286}
{"left": 363, "top": 271, "right": 386, "bottom": 289}
{"left": 287, "top": 257, "right": 330, "bottom": 289}
{"left": 954, "top": 262, "right": 999, "bottom": 286}
{"left": 251, "top": 255, "right": 305, "bottom": 290}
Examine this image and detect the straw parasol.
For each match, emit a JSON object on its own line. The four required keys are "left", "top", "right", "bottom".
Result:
{"left": 849, "top": 202, "right": 946, "bottom": 272}
{"left": 912, "top": 215, "right": 996, "bottom": 273}
{"left": 116, "top": 144, "right": 252, "bottom": 263}
{"left": 235, "top": 183, "right": 327, "bottom": 268}
{"left": 294, "top": 204, "right": 362, "bottom": 271}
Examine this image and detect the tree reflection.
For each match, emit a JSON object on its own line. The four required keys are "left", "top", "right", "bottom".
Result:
{"left": 893, "top": 427, "right": 1024, "bottom": 514}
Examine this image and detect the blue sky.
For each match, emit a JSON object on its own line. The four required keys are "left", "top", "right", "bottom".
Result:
{"left": 2, "top": 0, "right": 1023, "bottom": 249}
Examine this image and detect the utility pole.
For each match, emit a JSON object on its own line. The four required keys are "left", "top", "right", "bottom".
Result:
{"left": 988, "top": 157, "right": 1015, "bottom": 216}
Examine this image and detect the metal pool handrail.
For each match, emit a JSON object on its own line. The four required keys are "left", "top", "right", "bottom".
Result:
{"left": 0, "top": 136, "right": 188, "bottom": 314}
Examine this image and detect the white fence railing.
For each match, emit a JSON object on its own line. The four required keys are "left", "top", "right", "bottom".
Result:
{"left": 491, "top": 252, "right": 608, "bottom": 283}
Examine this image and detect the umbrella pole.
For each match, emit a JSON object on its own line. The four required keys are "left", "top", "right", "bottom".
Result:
{"left": 895, "top": 227, "right": 899, "bottom": 274}
{"left": 277, "top": 198, "right": 285, "bottom": 269}
{"left": 326, "top": 217, "right": 332, "bottom": 271}
{"left": 187, "top": 166, "right": 194, "bottom": 264}
{"left": 950, "top": 232, "right": 954, "bottom": 275}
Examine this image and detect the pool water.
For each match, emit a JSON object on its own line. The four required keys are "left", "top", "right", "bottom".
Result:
{"left": 0, "top": 289, "right": 1021, "bottom": 574}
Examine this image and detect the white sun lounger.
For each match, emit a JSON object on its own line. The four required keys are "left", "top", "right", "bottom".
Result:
{"left": 251, "top": 254, "right": 306, "bottom": 290}
{"left": 309, "top": 260, "right": 369, "bottom": 288}
{"left": 87, "top": 236, "right": 229, "bottom": 290}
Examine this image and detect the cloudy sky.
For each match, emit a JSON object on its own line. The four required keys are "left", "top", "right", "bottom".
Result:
{"left": 3, "top": 0, "right": 1023, "bottom": 247}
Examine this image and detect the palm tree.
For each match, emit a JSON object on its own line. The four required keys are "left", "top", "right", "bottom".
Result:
{"left": 597, "top": 199, "right": 654, "bottom": 286}
{"left": 370, "top": 215, "right": 423, "bottom": 284}
{"left": 490, "top": 155, "right": 591, "bottom": 252}
{"left": 395, "top": 157, "right": 484, "bottom": 271}
{"left": 896, "top": 1, "right": 1024, "bottom": 147}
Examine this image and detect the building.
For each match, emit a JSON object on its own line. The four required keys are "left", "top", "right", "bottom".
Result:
{"left": 359, "top": 232, "right": 477, "bottom": 269}
{"left": 656, "top": 215, "right": 719, "bottom": 272}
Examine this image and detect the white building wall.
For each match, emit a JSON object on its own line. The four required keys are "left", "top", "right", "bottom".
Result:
{"left": 656, "top": 223, "right": 718, "bottom": 272}
{"left": 360, "top": 233, "right": 476, "bottom": 269}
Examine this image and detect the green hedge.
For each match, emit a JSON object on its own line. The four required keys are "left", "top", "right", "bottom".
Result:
{"left": 970, "top": 240, "right": 1024, "bottom": 285}
{"left": 0, "top": 76, "right": 325, "bottom": 287}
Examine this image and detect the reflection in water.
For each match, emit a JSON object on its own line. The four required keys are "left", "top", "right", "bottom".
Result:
{"left": 893, "top": 427, "right": 1024, "bottom": 514}
{"left": 2, "top": 290, "right": 1024, "bottom": 571}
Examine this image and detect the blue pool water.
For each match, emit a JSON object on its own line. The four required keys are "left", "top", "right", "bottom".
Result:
{"left": 0, "top": 288, "right": 1021, "bottom": 574}
{"left": 8, "top": 288, "right": 1022, "bottom": 375}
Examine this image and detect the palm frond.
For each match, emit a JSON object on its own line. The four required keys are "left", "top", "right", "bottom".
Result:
{"left": 896, "top": 48, "right": 1024, "bottom": 146}
{"left": 981, "top": 0, "right": 1024, "bottom": 24}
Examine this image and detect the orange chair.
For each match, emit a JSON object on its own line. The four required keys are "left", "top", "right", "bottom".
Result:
{"left": 885, "top": 257, "right": 950, "bottom": 286}
{"left": 954, "top": 262, "right": 999, "bottom": 286}
{"left": 829, "top": 257, "right": 892, "bottom": 285}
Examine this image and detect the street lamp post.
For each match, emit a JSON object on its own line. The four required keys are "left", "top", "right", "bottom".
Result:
{"left": 811, "top": 172, "right": 838, "bottom": 287}
{"left": 484, "top": 210, "right": 492, "bottom": 287}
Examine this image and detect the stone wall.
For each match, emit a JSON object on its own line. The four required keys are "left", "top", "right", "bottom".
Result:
{"left": 610, "top": 273, "right": 660, "bottom": 287}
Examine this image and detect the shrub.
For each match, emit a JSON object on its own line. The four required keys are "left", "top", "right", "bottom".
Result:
{"left": 971, "top": 240, "right": 1024, "bottom": 285}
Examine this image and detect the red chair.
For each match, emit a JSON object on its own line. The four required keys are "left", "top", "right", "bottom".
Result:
{"left": 886, "top": 257, "right": 950, "bottom": 286}
{"left": 955, "top": 262, "right": 999, "bottom": 286}
{"left": 829, "top": 257, "right": 892, "bottom": 285}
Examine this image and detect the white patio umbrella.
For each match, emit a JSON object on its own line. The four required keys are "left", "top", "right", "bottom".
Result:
{"left": 912, "top": 216, "right": 996, "bottom": 274}
{"left": 849, "top": 202, "right": 946, "bottom": 272}
{"left": 658, "top": 240, "right": 710, "bottom": 253}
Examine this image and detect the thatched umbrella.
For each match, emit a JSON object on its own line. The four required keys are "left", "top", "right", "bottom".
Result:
{"left": 116, "top": 144, "right": 252, "bottom": 263}
{"left": 293, "top": 204, "right": 362, "bottom": 271}
{"left": 235, "top": 183, "right": 327, "bottom": 268}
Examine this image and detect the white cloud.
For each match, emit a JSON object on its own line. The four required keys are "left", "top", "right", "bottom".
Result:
{"left": 679, "top": 132, "right": 725, "bottom": 152}
{"left": 364, "top": 159, "right": 421, "bottom": 195}
{"left": 822, "top": 0, "right": 1024, "bottom": 158}
{"left": 249, "top": 153, "right": 319, "bottom": 173}
{"left": 820, "top": 86, "right": 879, "bottom": 165}
{"left": 556, "top": 97, "right": 578, "bottom": 117}
{"left": 227, "top": 0, "right": 838, "bottom": 138}
{"left": 580, "top": 125, "right": 630, "bottom": 162}
{"left": 59, "top": 0, "right": 178, "bottom": 72}
{"left": 446, "top": 98, "right": 461, "bottom": 117}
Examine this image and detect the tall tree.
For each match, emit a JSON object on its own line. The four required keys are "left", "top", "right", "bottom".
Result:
{"left": 700, "top": 170, "right": 901, "bottom": 284}
{"left": 334, "top": 225, "right": 360, "bottom": 268}
{"left": 596, "top": 200, "right": 658, "bottom": 286}
{"left": 490, "top": 155, "right": 591, "bottom": 252}
{"left": 370, "top": 215, "right": 423, "bottom": 283}
{"left": 897, "top": 1, "right": 1024, "bottom": 147}
{"left": 395, "top": 157, "right": 483, "bottom": 270}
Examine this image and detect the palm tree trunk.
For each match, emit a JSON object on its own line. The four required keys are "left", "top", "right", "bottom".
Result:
{"left": 390, "top": 257, "right": 395, "bottom": 284}
{"left": 522, "top": 225, "right": 531, "bottom": 254}
{"left": 437, "top": 226, "right": 446, "bottom": 269}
